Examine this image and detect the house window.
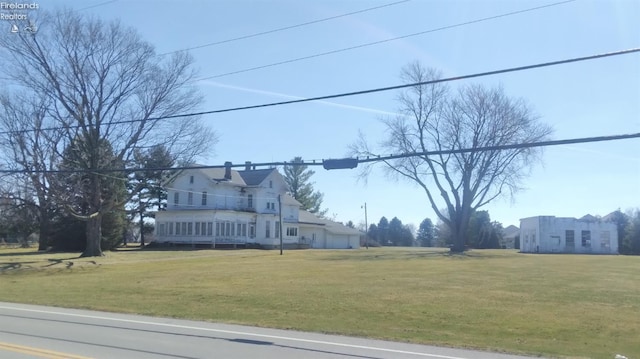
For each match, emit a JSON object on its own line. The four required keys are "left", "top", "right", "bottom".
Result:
{"left": 275, "top": 221, "right": 280, "bottom": 238}
{"left": 158, "top": 223, "right": 166, "bottom": 236}
{"left": 230, "top": 222, "right": 235, "bottom": 236}
{"left": 269, "top": 180, "right": 273, "bottom": 188}
{"left": 241, "top": 223, "right": 247, "bottom": 237}
{"left": 581, "top": 230, "right": 591, "bottom": 247}
{"left": 188, "top": 192, "right": 193, "bottom": 205}
{"left": 187, "top": 222, "right": 193, "bottom": 235}
{"left": 202, "top": 192, "right": 207, "bottom": 206}
{"left": 248, "top": 194, "right": 253, "bottom": 208}
{"left": 174, "top": 192, "right": 179, "bottom": 205}
{"left": 195, "top": 222, "right": 201, "bottom": 236}
{"left": 266, "top": 220, "right": 271, "bottom": 238}
{"left": 249, "top": 223, "right": 256, "bottom": 238}
{"left": 271, "top": 202, "right": 276, "bottom": 210}
{"left": 168, "top": 222, "right": 174, "bottom": 235}
{"left": 215, "top": 222, "right": 221, "bottom": 236}
{"left": 190, "top": 175, "right": 194, "bottom": 184}
{"left": 207, "top": 222, "right": 213, "bottom": 236}
{"left": 181, "top": 222, "right": 187, "bottom": 235}
{"left": 237, "top": 223, "right": 242, "bottom": 237}
{"left": 175, "top": 222, "right": 181, "bottom": 235}
{"left": 565, "top": 230, "right": 574, "bottom": 247}
{"left": 286, "top": 227, "right": 298, "bottom": 237}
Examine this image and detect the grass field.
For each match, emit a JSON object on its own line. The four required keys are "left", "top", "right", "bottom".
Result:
{"left": 0, "top": 247, "right": 638, "bottom": 358}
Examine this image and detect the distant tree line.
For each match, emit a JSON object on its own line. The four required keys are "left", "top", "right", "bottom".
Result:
{"left": 363, "top": 210, "right": 505, "bottom": 249}
{"left": 607, "top": 209, "right": 640, "bottom": 255}
{"left": 366, "top": 216, "right": 416, "bottom": 247}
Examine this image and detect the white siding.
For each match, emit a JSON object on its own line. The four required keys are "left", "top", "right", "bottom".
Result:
{"left": 520, "top": 216, "right": 618, "bottom": 254}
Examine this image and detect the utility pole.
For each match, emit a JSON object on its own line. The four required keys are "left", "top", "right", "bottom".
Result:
{"left": 362, "top": 202, "right": 368, "bottom": 249}
{"left": 278, "top": 194, "right": 283, "bottom": 255}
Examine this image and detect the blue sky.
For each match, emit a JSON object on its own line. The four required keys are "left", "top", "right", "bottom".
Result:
{"left": 28, "top": 0, "right": 640, "bottom": 228}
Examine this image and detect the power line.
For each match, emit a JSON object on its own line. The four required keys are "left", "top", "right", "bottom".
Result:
{"left": 1, "top": 47, "right": 638, "bottom": 136}
{"left": 76, "top": 0, "right": 118, "bottom": 11}
{"left": 157, "top": 0, "right": 411, "bottom": 57}
{"left": 150, "top": 48, "right": 640, "bottom": 120}
{"left": 2, "top": 132, "right": 638, "bottom": 174}
{"left": 195, "top": 0, "right": 577, "bottom": 81}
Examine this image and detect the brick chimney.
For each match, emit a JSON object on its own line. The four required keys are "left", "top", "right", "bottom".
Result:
{"left": 224, "top": 161, "right": 232, "bottom": 180}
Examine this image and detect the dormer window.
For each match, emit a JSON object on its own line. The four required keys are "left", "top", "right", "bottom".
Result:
{"left": 190, "top": 175, "right": 194, "bottom": 184}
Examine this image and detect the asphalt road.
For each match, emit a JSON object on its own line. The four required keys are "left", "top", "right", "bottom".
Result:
{"left": 0, "top": 302, "right": 542, "bottom": 359}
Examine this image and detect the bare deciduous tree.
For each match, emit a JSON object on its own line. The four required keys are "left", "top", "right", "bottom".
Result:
{"left": 351, "top": 62, "right": 552, "bottom": 252}
{"left": 0, "top": 10, "right": 216, "bottom": 256}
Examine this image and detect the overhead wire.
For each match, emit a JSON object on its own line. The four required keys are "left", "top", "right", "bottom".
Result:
{"left": 157, "top": 0, "right": 411, "bottom": 57}
{"left": 1, "top": 47, "right": 638, "bottom": 137}
{"left": 3, "top": 132, "right": 638, "bottom": 174}
{"left": 194, "top": 0, "right": 577, "bottom": 81}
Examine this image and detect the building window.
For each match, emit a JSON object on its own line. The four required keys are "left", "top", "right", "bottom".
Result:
{"left": 181, "top": 222, "right": 187, "bottom": 235}
{"left": 188, "top": 192, "right": 193, "bottom": 205}
{"left": 168, "top": 222, "right": 174, "bottom": 235}
{"left": 158, "top": 223, "right": 166, "bottom": 236}
{"left": 175, "top": 222, "right": 181, "bottom": 235}
{"left": 286, "top": 227, "right": 298, "bottom": 237}
{"left": 248, "top": 194, "right": 253, "bottom": 208}
{"left": 190, "top": 175, "right": 194, "bottom": 184}
{"left": 275, "top": 221, "right": 280, "bottom": 238}
{"left": 601, "top": 231, "right": 610, "bottom": 249}
{"left": 249, "top": 223, "right": 256, "bottom": 238}
{"left": 215, "top": 222, "right": 221, "bottom": 236}
{"left": 187, "top": 222, "right": 193, "bottom": 235}
{"left": 195, "top": 222, "right": 200, "bottom": 236}
{"left": 207, "top": 222, "right": 213, "bottom": 236}
{"left": 174, "top": 192, "right": 179, "bottom": 205}
{"left": 266, "top": 220, "right": 271, "bottom": 238}
{"left": 565, "top": 230, "right": 574, "bottom": 247}
{"left": 269, "top": 180, "right": 273, "bottom": 188}
{"left": 581, "top": 230, "right": 591, "bottom": 247}
{"left": 237, "top": 223, "right": 242, "bottom": 237}
{"left": 241, "top": 223, "right": 247, "bottom": 237}
{"left": 202, "top": 192, "right": 207, "bottom": 206}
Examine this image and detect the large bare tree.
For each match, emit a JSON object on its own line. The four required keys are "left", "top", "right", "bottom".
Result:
{"left": 352, "top": 62, "right": 552, "bottom": 252}
{"left": 0, "top": 10, "right": 215, "bottom": 256}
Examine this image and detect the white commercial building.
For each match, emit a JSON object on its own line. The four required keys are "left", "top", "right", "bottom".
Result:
{"left": 520, "top": 216, "right": 618, "bottom": 254}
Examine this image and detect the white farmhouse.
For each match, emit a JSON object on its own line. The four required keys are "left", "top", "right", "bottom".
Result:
{"left": 153, "top": 162, "right": 360, "bottom": 249}
{"left": 519, "top": 216, "right": 618, "bottom": 254}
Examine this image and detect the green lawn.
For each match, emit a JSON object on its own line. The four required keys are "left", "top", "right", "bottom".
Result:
{"left": 0, "top": 247, "right": 638, "bottom": 358}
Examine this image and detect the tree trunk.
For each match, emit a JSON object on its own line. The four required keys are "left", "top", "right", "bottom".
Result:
{"left": 82, "top": 214, "right": 103, "bottom": 257}
{"left": 449, "top": 210, "right": 470, "bottom": 253}
{"left": 139, "top": 207, "right": 145, "bottom": 247}
{"left": 37, "top": 214, "right": 49, "bottom": 251}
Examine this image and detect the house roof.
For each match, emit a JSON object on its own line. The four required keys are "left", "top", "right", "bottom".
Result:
{"left": 199, "top": 168, "right": 246, "bottom": 185}
{"left": 298, "top": 210, "right": 361, "bottom": 236}
{"left": 502, "top": 225, "right": 519, "bottom": 239}
{"left": 238, "top": 168, "right": 275, "bottom": 186}
{"left": 579, "top": 214, "right": 598, "bottom": 222}
{"left": 281, "top": 193, "right": 302, "bottom": 207}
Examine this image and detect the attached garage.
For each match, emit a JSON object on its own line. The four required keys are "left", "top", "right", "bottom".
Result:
{"left": 298, "top": 210, "right": 361, "bottom": 249}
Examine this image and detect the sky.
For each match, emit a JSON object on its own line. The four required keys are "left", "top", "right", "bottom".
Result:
{"left": 5, "top": 0, "right": 640, "bottom": 229}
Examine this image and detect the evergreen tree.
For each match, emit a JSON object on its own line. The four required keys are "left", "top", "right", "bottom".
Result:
{"left": 283, "top": 157, "right": 327, "bottom": 216}
{"left": 377, "top": 217, "right": 390, "bottom": 245}
{"left": 417, "top": 218, "right": 435, "bottom": 247}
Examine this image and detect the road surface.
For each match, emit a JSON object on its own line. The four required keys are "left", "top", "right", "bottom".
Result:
{"left": 0, "top": 302, "right": 542, "bottom": 359}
